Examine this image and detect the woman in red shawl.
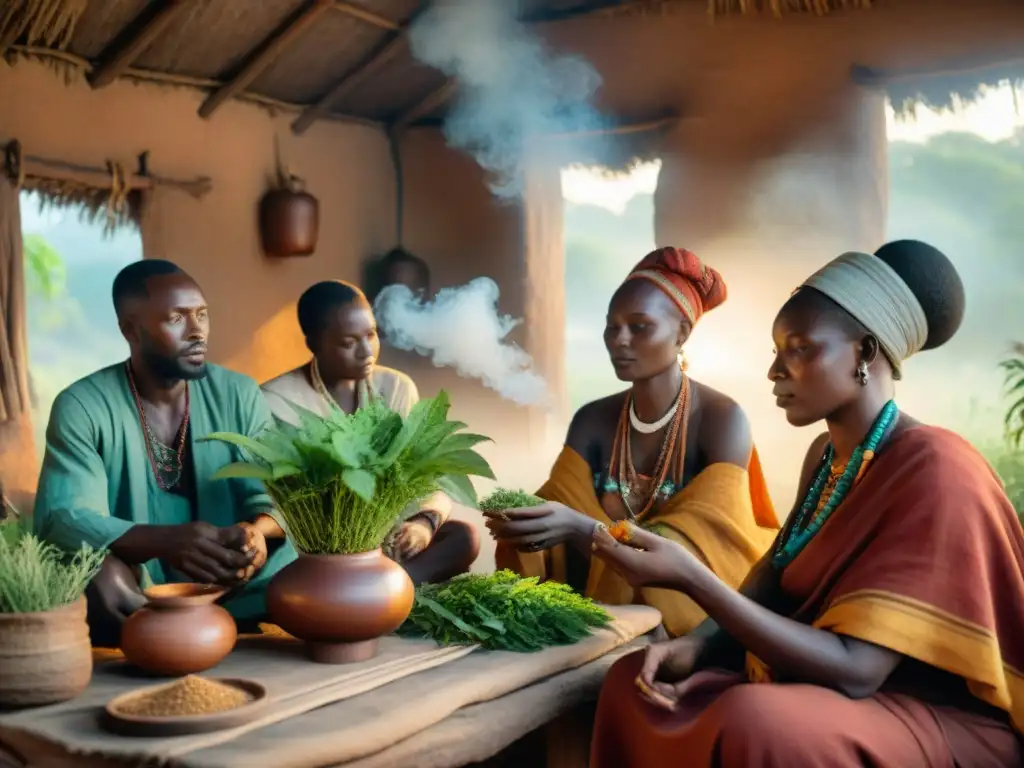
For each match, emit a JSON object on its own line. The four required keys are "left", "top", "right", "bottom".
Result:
{"left": 487, "top": 247, "right": 779, "bottom": 638}
{"left": 589, "top": 241, "right": 1024, "bottom": 766}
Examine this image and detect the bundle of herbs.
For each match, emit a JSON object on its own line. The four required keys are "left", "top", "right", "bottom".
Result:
{"left": 205, "top": 391, "right": 494, "bottom": 555}
{"left": 479, "top": 487, "right": 544, "bottom": 515}
{"left": 398, "top": 570, "right": 612, "bottom": 652}
{"left": 0, "top": 515, "right": 106, "bottom": 614}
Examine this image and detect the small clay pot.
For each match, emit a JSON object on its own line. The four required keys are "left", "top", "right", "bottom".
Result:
{"left": 266, "top": 551, "right": 414, "bottom": 664}
{"left": 258, "top": 188, "right": 319, "bottom": 257}
{"left": 0, "top": 597, "right": 92, "bottom": 708}
{"left": 121, "top": 584, "right": 237, "bottom": 676}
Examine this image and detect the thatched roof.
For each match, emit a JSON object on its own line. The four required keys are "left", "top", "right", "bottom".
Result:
{"left": 1, "top": 0, "right": 1018, "bottom": 134}
{"left": 0, "top": 0, "right": 882, "bottom": 137}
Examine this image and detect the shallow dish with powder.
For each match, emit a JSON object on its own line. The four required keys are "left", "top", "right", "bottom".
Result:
{"left": 102, "top": 675, "right": 268, "bottom": 737}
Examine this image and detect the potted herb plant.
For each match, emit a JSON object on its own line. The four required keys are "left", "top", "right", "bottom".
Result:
{"left": 205, "top": 391, "right": 493, "bottom": 663}
{"left": 0, "top": 511, "right": 106, "bottom": 708}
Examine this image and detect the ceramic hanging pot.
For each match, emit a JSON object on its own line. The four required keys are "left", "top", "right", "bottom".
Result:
{"left": 265, "top": 550, "right": 414, "bottom": 664}
{"left": 121, "top": 584, "right": 237, "bottom": 676}
{"left": 259, "top": 185, "right": 319, "bottom": 258}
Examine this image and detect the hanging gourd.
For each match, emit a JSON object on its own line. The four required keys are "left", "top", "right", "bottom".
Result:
{"left": 258, "top": 162, "right": 319, "bottom": 258}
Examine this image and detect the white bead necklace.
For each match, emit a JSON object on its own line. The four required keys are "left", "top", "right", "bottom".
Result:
{"left": 629, "top": 398, "right": 678, "bottom": 434}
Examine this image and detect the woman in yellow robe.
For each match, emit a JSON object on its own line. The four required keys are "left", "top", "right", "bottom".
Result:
{"left": 487, "top": 247, "right": 779, "bottom": 637}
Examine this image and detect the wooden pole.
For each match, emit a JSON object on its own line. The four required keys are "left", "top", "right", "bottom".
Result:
{"left": 291, "top": 31, "right": 410, "bottom": 135}
{"left": 392, "top": 80, "right": 460, "bottom": 130}
{"left": 332, "top": 2, "right": 400, "bottom": 31}
{"left": 88, "top": 0, "right": 196, "bottom": 89}
{"left": 199, "top": 0, "right": 336, "bottom": 119}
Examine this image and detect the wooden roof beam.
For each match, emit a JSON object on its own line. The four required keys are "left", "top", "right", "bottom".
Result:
{"left": 291, "top": 27, "right": 410, "bottom": 135}
{"left": 293, "top": 1, "right": 629, "bottom": 135}
{"left": 199, "top": 0, "right": 336, "bottom": 119}
{"left": 88, "top": 0, "right": 196, "bottom": 90}
{"left": 332, "top": 2, "right": 400, "bottom": 31}
{"left": 391, "top": 80, "right": 459, "bottom": 131}
{"left": 407, "top": 113, "right": 679, "bottom": 138}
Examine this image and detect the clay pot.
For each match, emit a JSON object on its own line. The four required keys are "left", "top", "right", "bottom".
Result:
{"left": 258, "top": 188, "right": 319, "bottom": 257}
{"left": 121, "top": 584, "right": 237, "bottom": 676}
{"left": 266, "top": 550, "right": 414, "bottom": 664}
{"left": 0, "top": 597, "right": 92, "bottom": 708}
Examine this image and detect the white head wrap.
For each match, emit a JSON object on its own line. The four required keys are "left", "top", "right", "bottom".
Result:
{"left": 800, "top": 251, "right": 928, "bottom": 379}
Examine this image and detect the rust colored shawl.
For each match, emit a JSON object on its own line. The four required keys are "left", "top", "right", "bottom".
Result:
{"left": 748, "top": 426, "right": 1024, "bottom": 732}
{"left": 497, "top": 445, "right": 778, "bottom": 637}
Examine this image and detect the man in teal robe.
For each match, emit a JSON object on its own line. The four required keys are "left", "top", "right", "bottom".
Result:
{"left": 33, "top": 259, "right": 295, "bottom": 644}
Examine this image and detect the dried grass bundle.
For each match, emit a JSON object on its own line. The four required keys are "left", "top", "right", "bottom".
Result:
{"left": 594, "top": 0, "right": 871, "bottom": 18}
{"left": 707, "top": 0, "right": 872, "bottom": 16}
{"left": 21, "top": 176, "right": 141, "bottom": 235}
{"left": 0, "top": 0, "right": 90, "bottom": 50}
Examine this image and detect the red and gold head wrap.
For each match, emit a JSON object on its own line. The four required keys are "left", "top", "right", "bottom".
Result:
{"left": 624, "top": 247, "right": 727, "bottom": 327}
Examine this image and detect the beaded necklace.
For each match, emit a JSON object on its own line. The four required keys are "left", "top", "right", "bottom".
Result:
{"left": 604, "top": 370, "right": 691, "bottom": 520}
{"left": 125, "top": 361, "right": 190, "bottom": 491}
{"left": 772, "top": 399, "right": 899, "bottom": 569}
{"left": 310, "top": 357, "right": 378, "bottom": 413}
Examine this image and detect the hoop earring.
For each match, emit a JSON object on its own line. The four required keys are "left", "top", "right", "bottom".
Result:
{"left": 855, "top": 360, "right": 869, "bottom": 386}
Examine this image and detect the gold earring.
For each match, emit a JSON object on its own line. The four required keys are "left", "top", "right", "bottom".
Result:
{"left": 678, "top": 349, "right": 688, "bottom": 372}
{"left": 855, "top": 360, "right": 869, "bottom": 386}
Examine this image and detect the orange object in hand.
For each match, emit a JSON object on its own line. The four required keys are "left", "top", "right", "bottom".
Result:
{"left": 608, "top": 520, "right": 633, "bottom": 543}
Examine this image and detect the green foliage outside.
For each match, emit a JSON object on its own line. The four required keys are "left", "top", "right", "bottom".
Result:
{"left": 204, "top": 392, "right": 494, "bottom": 555}
{"left": 20, "top": 194, "right": 141, "bottom": 457}
{"left": 997, "top": 342, "right": 1024, "bottom": 523}
{"left": 23, "top": 233, "right": 66, "bottom": 300}
{"left": 1000, "top": 342, "right": 1024, "bottom": 451}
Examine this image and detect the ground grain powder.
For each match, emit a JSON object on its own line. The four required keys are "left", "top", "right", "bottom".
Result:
{"left": 115, "top": 675, "right": 252, "bottom": 717}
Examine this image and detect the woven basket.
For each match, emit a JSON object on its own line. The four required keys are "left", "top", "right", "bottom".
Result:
{"left": 0, "top": 596, "right": 92, "bottom": 708}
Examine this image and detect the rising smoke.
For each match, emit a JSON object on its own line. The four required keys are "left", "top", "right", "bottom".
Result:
{"left": 373, "top": 278, "right": 551, "bottom": 407}
{"left": 408, "top": 0, "right": 607, "bottom": 199}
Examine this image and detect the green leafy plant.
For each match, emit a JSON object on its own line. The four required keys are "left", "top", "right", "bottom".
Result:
{"left": 1000, "top": 342, "right": 1024, "bottom": 450}
{"left": 0, "top": 520, "right": 106, "bottom": 614}
{"left": 479, "top": 487, "right": 544, "bottom": 514}
{"left": 986, "top": 447, "right": 1024, "bottom": 526}
{"left": 398, "top": 570, "right": 612, "bottom": 652}
{"left": 204, "top": 391, "right": 494, "bottom": 555}
{"left": 23, "top": 233, "right": 66, "bottom": 300}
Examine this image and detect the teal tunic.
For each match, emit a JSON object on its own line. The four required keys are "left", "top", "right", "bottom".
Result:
{"left": 32, "top": 362, "right": 297, "bottom": 621}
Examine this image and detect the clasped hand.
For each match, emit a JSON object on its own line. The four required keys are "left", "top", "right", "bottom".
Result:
{"left": 164, "top": 521, "right": 265, "bottom": 585}
{"left": 391, "top": 515, "right": 435, "bottom": 562}
{"left": 484, "top": 502, "right": 593, "bottom": 552}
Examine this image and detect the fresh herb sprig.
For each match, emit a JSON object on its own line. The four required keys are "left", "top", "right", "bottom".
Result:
{"left": 398, "top": 570, "right": 612, "bottom": 652}
{"left": 479, "top": 488, "right": 544, "bottom": 514}
{"left": 204, "top": 391, "right": 494, "bottom": 555}
{"left": 0, "top": 521, "right": 106, "bottom": 614}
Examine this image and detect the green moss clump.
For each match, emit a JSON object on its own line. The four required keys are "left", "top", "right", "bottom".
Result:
{"left": 479, "top": 488, "right": 544, "bottom": 514}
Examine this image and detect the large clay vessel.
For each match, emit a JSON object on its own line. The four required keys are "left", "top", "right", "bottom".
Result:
{"left": 0, "top": 597, "right": 92, "bottom": 708}
{"left": 258, "top": 187, "right": 319, "bottom": 257}
{"left": 266, "top": 551, "right": 414, "bottom": 664}
{"left": 121, "top": 584, "right": 237, "bottom": 676}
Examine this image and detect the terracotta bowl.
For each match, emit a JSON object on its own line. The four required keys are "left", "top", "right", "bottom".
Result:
{"left": 120, "top": 584, "right": 237, "bottom": 677}
{"left": 266, "top": 550, "right": 414, "bottom": 664}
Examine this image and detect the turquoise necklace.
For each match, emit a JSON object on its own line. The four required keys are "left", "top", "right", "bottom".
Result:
{"left": 772, "top": 400, "right": 899, "bottom": 569}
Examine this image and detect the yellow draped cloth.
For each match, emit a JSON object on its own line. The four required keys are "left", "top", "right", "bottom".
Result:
{"left": 496, "top": 446, "right": 780, "bottom": 637}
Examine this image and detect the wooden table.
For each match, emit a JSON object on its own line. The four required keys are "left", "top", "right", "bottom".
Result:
{"left": 0, "top": 630, "right": 651, "bottom": 768}
{"left": 0, "top": 651, "right": 624, "bottom": 768}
